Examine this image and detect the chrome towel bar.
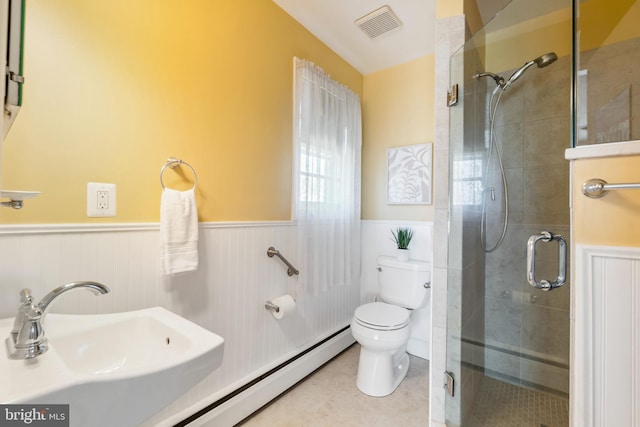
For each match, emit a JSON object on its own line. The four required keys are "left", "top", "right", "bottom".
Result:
{"left": 267, "top": 247, "right": 299, "bottom": 276}
{"left": 582, "top": 178, "right": 640, "bottom": 198}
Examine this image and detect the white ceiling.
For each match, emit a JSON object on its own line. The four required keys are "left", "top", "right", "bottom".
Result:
{"left": 272, "top": 0, "right": 511, "bottom": 75}
{"left": 272, "top": 0, "right": 436, "bottom": 75}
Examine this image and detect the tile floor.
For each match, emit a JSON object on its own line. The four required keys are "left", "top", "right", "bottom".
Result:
{"left": 467, "top": 376, "right": 569, "bottom": 427}
{"left": 237, "top": 343, "right": 430, "bottom": 427}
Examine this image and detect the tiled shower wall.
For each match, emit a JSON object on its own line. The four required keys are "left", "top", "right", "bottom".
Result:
{"left": 482, "top": 54, "right": 572, "bottom": 394}
{"left": 444, "top": 34, "right": 572, "bottom": 427}
{"left": 0, "top": 222, "right": 361, "bottom": 426}
{"left": 579, "top": 37, "right": 640, "bottom": 145}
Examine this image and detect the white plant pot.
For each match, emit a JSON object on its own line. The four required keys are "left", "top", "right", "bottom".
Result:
{"left": 396, "top": 249, "right": 410, "bottom": 262}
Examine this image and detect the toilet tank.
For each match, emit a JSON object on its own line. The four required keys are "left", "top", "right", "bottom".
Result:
{"left": 377, "top": 256, "right": 431, "bottom": 309}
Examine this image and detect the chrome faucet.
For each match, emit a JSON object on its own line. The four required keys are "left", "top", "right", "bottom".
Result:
{"left": 5, "top": 281, "right": 110, "bottom": 359}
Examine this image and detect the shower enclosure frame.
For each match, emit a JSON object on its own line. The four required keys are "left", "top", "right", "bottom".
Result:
{"left": 443, "top": 0, "right": 574, "bottom": 425}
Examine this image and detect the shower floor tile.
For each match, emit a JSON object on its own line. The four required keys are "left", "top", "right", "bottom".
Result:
{"left": 237, "top": 343, "right": 430, "bottom": 427}
{"left": 467, "top": 376, "right": 569, "bottom": 427}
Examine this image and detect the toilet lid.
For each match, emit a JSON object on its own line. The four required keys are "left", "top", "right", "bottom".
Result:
{"left": 354, "top": 302, "right": 409, "bottom": 331}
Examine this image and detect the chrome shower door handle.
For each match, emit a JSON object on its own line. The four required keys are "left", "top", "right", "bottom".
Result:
{"left": 526, "top": 231, "right": 567, "bottom": 292}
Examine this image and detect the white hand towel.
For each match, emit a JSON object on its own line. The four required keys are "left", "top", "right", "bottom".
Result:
{"left": 161, "top": 188, "right": 198, "bottom": 275}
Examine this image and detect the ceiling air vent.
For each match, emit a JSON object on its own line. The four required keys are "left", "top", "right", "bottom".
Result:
{"left": 355, "top": 5, "right": 402, "bottom": 39}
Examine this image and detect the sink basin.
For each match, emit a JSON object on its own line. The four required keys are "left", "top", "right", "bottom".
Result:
{"left": 1, "top": 307, "right": 224, "bottom": 427}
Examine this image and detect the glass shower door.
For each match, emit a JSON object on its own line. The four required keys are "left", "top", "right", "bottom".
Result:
{"left": 445, "top": 0, "right": 573, "bottom": 425}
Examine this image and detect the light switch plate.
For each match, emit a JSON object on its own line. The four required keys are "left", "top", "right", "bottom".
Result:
{"left": 87, "top": 182, "right": 116, "bottom": 217}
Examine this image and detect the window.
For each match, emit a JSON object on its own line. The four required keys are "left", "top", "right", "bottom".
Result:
{"left": 299, "top": 147, "right": 328, "bottom": 203}
{"left": 293, "top": 57, "right": 361, "bottom": 295}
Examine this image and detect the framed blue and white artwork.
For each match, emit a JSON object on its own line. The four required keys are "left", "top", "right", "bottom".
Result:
{"left": 387, "top": 143, "right": 432, "bottom": 205}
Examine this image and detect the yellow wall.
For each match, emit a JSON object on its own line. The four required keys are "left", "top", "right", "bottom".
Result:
{"left": 463, "top": 0, "right": 483, "bottom": 36}
{"left": 436, "top": 0, "right": 480, "bottom": 34}
{"left": 361, "top": 55, "right": 435, "bottom": 221}
{"left": 573, "top": 156, "right": 640, "bottom": 246}
{"left": 483, "top": 0, "right": 639, "bottom": 73}
{"left": 0, "top": 0, "right": 362, "bottom": 223}
{"left": 436, "top": 0, "right": 463, "bottom": 19}
{"left": 485, "top": 7, "right": 572, "bottom": 73}
{"left": 579, "top": 0, "right": 639, "bottom": 51}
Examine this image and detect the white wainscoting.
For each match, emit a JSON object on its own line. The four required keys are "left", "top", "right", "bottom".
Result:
{"left": 574, "top": 244, "right": 640, "bottom": 427}
{"left": 0, "top": 222, "right": 360, "bottom": 426}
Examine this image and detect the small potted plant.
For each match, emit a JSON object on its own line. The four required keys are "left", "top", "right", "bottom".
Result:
{"left": 391, "top": 227, "right": 413, "bottom": 261}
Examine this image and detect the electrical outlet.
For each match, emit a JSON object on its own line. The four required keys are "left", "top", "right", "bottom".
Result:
{"left": 97, "top": 190, "right": 108, "bottom": 209}
{"left": 87, "top": 183, "right": 116, "bottom": 217}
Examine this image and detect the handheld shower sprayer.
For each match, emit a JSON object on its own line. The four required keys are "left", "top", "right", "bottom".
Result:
{"left": 503, "top": 52, "right": 558, "bottom": 90}
{"left": 475, "top": 51, "right": 558, "bottom": 252}
{"left": 473, "top": 52, "right": 558, "bottom": 91}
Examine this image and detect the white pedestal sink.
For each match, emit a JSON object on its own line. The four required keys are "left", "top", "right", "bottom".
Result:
{"left": 1, "top": 307, "right": 224, "bottom": 427}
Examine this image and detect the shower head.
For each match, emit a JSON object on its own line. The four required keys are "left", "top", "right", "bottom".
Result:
{"left": 503, "top": 52, "right": 558, "bottom": 90}
{"left": 473, "top": 71, "right": 506, "bottom": 88}
{"left": 534, "top": 52, "right": 558, "bottom": 68}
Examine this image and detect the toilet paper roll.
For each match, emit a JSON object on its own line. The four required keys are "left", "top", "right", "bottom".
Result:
{"left": 271, "top": 294, "right": 296, "bottom": 320}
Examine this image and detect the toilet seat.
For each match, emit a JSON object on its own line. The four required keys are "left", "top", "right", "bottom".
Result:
{"left": 354, "top": 302, "right": 409, "bottom": 331}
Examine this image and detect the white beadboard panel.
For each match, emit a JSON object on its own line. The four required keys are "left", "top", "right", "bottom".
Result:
{"left": 0, "top": 222, "right": 360, "bottom": 426}
{"left": 361, "top": 220, "right": 433, "bottom": 302}
{"left": 574, "top": 245, "right": 640, "bottom": 427}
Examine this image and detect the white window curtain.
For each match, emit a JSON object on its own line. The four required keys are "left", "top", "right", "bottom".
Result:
{"left": 293, "top": 57, "right": 362, "bottom": 296}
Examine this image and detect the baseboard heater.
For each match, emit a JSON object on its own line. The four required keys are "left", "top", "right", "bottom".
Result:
{"left": 174, "top": 325, "right": 355, "bottom": 427}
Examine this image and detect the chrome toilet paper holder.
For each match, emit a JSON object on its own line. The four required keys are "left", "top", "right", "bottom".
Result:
{"left": 264, "top": 300, "right": 280, "bottom": 313}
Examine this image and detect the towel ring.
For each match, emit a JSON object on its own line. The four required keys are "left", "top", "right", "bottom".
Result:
{"left": 160, "top": 157, "right": 198, "bottom": 190}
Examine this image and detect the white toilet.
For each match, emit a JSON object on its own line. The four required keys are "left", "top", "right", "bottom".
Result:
{"left": 351, "top": 255, "right": 431, "bottom": 397}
